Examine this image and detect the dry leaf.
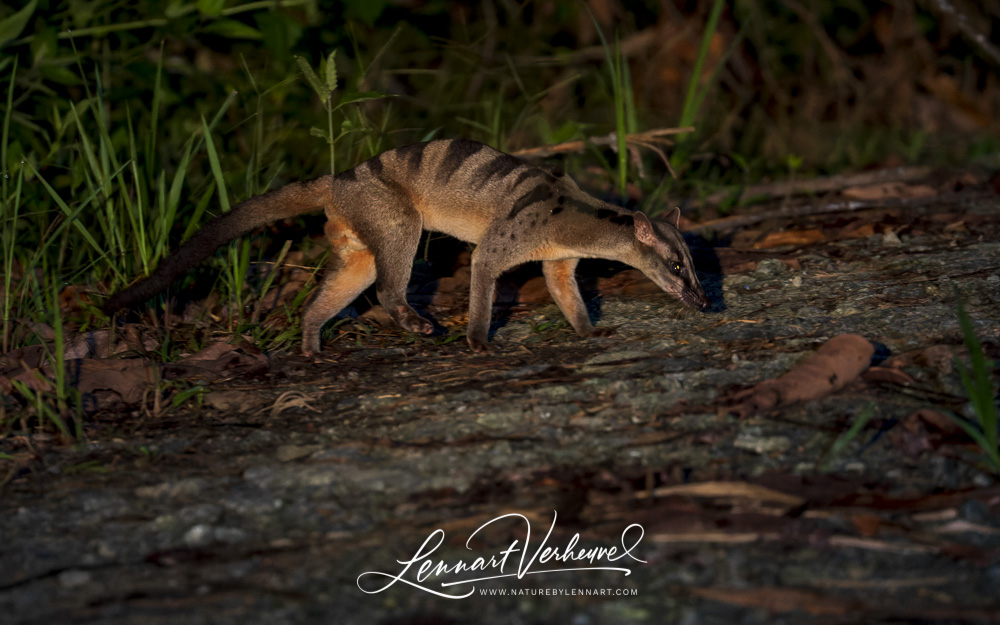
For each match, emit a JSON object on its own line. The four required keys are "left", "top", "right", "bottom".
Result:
{"left": 863, "top": 366, "right": 916, "bottom": 386}
{"left": 1, "top": 368, "right": 54, "bottom": 394}
{"left": 0, "top": 345, "right": 46, "bottom": 373}
{"left": 64, "top": 329, "right": 114, "bottom": 359}
{"left": 751, "top": 229, "right": 825, "bottom": 249}
{"left": 850, "top": 513, "right": 883, "bottom": 537}
{"left": 889, "top": 409, "right": 961, "bottom": 458}
{"left": 204, "top": 390, "right": 264, "bottom": 414}
{"left": 71, "top": 358, "right": 160, "bottom": 404}
{"left": 165, "top": 342, "right": 268, "bottom": 381}
{"left": 730, "top": 334, "right": 874, "bottom": 418}
{"left": 909, "top": 408, "right": 960, "bottom": 435}
{"left": 883, "top": 344, "right": 957, "bottom": 375}
{"left": 842, "top": 182, "right": 937, "bottom": 200}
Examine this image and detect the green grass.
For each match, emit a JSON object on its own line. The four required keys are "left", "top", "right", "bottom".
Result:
{"left": 593, "top": 21, "right": 633, "bottom": 200}
{"left": 1, "top": 59, "right": 20, "bottom": 353}
{"left": 2, "top": 251, "right": 82, "bottom": 439}
{"left": 818, "top": 406, "right": 875, "bottom": 473}
{"left": 949, "top": 295, "right": 1000, "bottom": 473}
{"left": 677, "top": 0, "right": 727, "bottom": 134}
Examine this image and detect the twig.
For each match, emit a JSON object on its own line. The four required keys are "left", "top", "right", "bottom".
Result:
{"left": 512, "top": 127, "right": 693, "bottom": 179}
{"left": 921, "top": 0, "right": 1000, "bottom": 69}
{"left": 691, "top": 190, "right": 988, "bottom": 234}
{"left": 513, "top": 127, "right": 693, "bottom": 158}
{"left": 511, "top": 26, "right": 690, "bottom": 66}
{"left": 702, "top": 165, "right": 934, "bottom": 206}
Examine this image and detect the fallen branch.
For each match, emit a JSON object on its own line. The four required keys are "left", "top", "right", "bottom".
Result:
{"left": 691, "top": 190, "right": 987, "bottom": 235}
{"left": 920, "top": 0, "right": 1000, "bottom": 70}
{"left": 702, "top": 166, "right": 933, "bottom": 207}
{"left": 511, "top": 127, "right": 693, "bottom": 179}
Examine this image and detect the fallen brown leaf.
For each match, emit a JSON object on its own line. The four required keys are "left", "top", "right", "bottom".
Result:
{"left": 888, "top": 409, "right": 962, "bottom": 458}
{"left": 635, "top": 480, "right": 806, "bottom": 509}
{"left": 64, "top": 329, "right": 114, "bottom": 359}
{"left": 883, "top": 344, "right": 957, "bottom": 375}
{"left": 69, "top": 358, "right": 160, "bottom": 404}
{"left": 751, "top": 228, "right": 825, "bottom": 249}
{"left": 203, "top": 389, "right": 265, "bottom": 414}
{"left": 0, "top": 345, "right": 46, "bottom": 373}
{"left": 842, "top": 182, "right": 937, "bottom": 200}
{"left": 1, "top": 367, "right": 54, "bottom": 394}
{"left": 730, "top": 334, "right": 874, "bottom": 418}
{"left": 837, "top": 221, "right": 876, "bottom": 239}
{"left": 164, "top": 342, "right": 268, "bottom": 382}
{"left": 909, "top": 408, "right": 961, "bottom": 435}
{"left": 850, "top": 512, "right": 883, "bottom": 537}
{"left": 862, "top": 366, "right": 916, "bottom": 386}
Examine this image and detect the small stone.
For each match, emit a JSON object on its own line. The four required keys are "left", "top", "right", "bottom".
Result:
{"left": 584, "top": 349, "right": 651, "bottom": 366}
{"left": 754, "top": 258, "right": 789, "bottom": 276}
{"left": 243, "top": 465, "right": 276, "bottom": 482}
{"left": 477, "top": 408, "right": 524, "bottom": 429}
{"left": 213, "top": 526, "right": 249, "bottom": 544}
{"left": 204, "top": 390, "right": 262, "bottom": 413}
{"left": 734, "top": 432, "right": 792, "bottom": 454}
{"left": 57, "top": 570, "right": 92, "bottom": 588}
{"left": 183, "top": 524, "right": 214, "bottom": 547}
{"left": 882, "top": 231, "right": 902, "bottom": 247}
{"left": 177, "top": 503, "right": 223, "bottom": 525}
{"left": 275, "top": 444, "right": 321, "bottom": 463}
{"left": 844, "top": 461, "right": 866, "bottom": 473}
{"left": 135, "top": 478, "right": 208, "bottom": 500}
{"left": 958, "top": 498, "right": 990, "bottom": 524}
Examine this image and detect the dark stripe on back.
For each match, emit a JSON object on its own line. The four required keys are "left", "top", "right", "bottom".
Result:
{"left": 338, "top": 166, "right": 358, "bottom": 182}
{"left": 365, "top": 152, "right": 412, "bottom": 197}
{"left": 510, "top": 168, "right": 548, "bottom": 191}
{"left": 566, "top": 197, "right": 596, "bottom": 215}
{"left": 507, "top": 184, "right": 553, "bottom": 219}
{"left": 396, "top": 142, "right": 428, "bottom": 176}
{"left": 368, "top": 153, "right": 384, "bottom": 176}
{"left": 563, "top": 197, "right": 632, "bottom": 226}
{"left": 436, "top": 140, "right": 486, "bottom": 184}
{"left": 473, "top": 153, "right": 523, "bottom": 190}
{"left": 596, "top": 207, "right": 634, "bottom": 227}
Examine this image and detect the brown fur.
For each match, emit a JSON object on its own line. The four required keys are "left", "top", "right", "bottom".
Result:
{"left": 103, "top": 139, "right": 710, "bottom": 353}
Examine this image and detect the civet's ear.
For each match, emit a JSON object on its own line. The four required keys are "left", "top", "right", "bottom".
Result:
{"left": 666, "top": 207, "right": 681, "bottom": 228}
{"left": 633, "top": 211, "right": 658, "bottom": 246}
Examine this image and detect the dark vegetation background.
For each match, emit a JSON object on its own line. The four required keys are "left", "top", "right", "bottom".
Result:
{"left": 1, "top": 0, "right": 998, "bottom": 355}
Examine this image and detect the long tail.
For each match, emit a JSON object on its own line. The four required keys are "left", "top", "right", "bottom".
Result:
{"left": 102, "top": 176, "right": 333, "bottom": 315}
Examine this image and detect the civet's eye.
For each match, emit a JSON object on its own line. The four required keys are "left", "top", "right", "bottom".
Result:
{"left": 672, "top": 262, "right": 682, "bottom": 275}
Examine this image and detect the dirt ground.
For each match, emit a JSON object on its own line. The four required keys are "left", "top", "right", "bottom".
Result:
{"left": 2, "top": 171, "right": 1000, "bottom": 624}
